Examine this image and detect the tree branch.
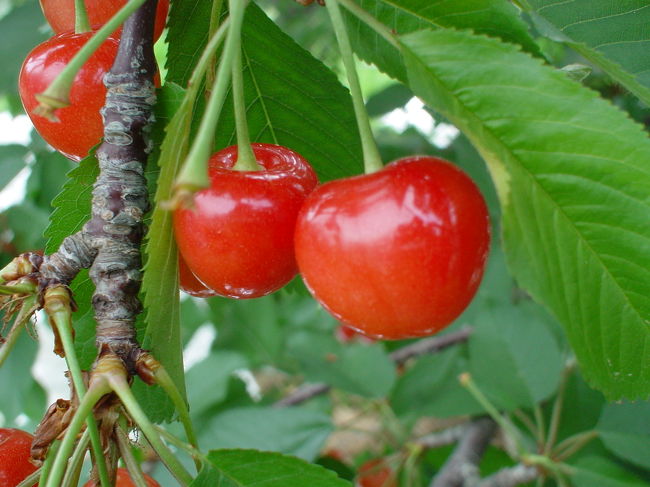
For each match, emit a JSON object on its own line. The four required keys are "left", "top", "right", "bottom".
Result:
{"left": 274, "top": 327, "right": 472, "bottom": 407}
{"left": 87, "top": 0, "right": 158, "bottom": 366}
{"left": 429, "top": 417, "right": 497, "bottom": 487}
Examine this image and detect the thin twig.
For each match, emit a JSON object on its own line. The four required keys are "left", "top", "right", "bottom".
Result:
{"left": 429, "top": 417, "right": 497, "bottom": 487}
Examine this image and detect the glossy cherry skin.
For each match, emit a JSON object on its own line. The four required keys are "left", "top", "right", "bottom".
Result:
{"left": 356, "top": 459, "right": 397, "bottom": 487}
{"left": 19, "top": 31, "right": 118, "bottom": 161}
{"left": 295, "top": 156, "right": 490, "bottom": 340}
{"left": 178, "top": 253, "right": 217, "bottom": 298}
{"left": 0, "top": 428, "right": 37, "bottom": 486}
{"left": 174, "top": 143, "right": 318, "bottom": 299}
{"left": 84, "top": 467, "right": 160, "bottom": 487}
{"left": 40, "top": 0, "right": 170, "bottom": 42}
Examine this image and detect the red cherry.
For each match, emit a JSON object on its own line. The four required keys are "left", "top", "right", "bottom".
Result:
{"left": 0, "top": 428, "right": 37, "bottom": 487}
{"left": 174, "top": 143, "right": 318, "bottom": 299}
{"left": 84, "top": 467, "right": 160, "bottom": 487}
{"left": 178, "top": 253, "right": 217, "bottom": 298}
{"left": 19, "top": 31, "right": 119, "bottom": 161}
{"left": 356, "top": 458, "right": 397, "bottom": 487}
{"left": 40, "top": 0, "right": 170, "bottom": 42}
{"left": 295, "top": 156, "right": 490, "bottom": 340}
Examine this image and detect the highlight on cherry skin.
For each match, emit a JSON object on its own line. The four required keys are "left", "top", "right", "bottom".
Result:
{"left": 0, "top": 428, "right": 38, "bottom": 487}
{"left": 295, "top": 155, "right": 490, "bottom": 340}
{"left": 19, "top": 31, "right": 119, "bottom": 161}
{"left": 40, "top": 0, "right": 170, "bottom": 42}
{"left": 174, "top": 143, "right": 318, "bottom": 299}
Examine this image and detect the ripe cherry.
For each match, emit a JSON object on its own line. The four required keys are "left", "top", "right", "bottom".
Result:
{"left": 295, "top": 156, "right": 490, "bottom": 340}
{"left": 84, "top": 467, "right": 160, "bottom": 486}
{"left": 356, "top": 458, "right": 397, "bottom": 487}
{"left": 174, "top": 143, "right": 318, "bottom": 299}
{"left": 19, "top": 31, "right": 118, "bottom": 161}
{"left": 0, "top": 428, "right": 38, "bottom": 487}
{"left": 178, "top": 253, "right": 217, "bottom": 298}
{"left": 40, "top": 0, "right": 170, "bottom": 42}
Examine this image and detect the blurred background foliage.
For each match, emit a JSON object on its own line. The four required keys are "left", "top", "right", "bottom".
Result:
{"left": 1, "top": 1, "right": 650, "bottom": 486}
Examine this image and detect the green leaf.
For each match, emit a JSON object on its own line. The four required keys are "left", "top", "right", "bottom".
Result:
{"left": 139, "top": 83, "right": 189, "bottom": 422}
{"left": 192, "top": 449, "right": 351, "bottom": 487}
{"left": 207, "top": 296, "right": 287, "bottom": 369}
{"left": 3, "top": 201, "right": 49, "bottom": 251}
{"left": 216, "top": 4, "right": 362, "bottom": 182}
{"left": 43, "top": 155, "right": 100, "bottom": 368}
{"left": 167, "top": 2, "right": 363, "bottom": 182}
{"left": 186, "top": 351, "right": 248, "bottom": 417}
{"left": 468, "top": 302, "right": 564, "bottom": 410}
{"left": 345, "top": 0, "right": 541, "bottom": 82}
{"left": 390, "top": 346, "right": 472, "bottom": 420}
{"left": 44, "top": 157, "right": 98, "bottom": 253}
{"left": 522, "top": 0, "right": 650, "bottom": 106}
{"left": 597, "top": 401, "right": 650, "bottom": 470}
{"left": 201, "top": 407, "right": 333, "bottom": 461}
{"left": 0, "top": 145, "right": 27, "bottom": 190}
{"left": 165, "top": 0, "right": 214, "bottom": 87}
{"left": 401, "top": 29, "right": 650, "bottom": 400}
{"left": 24, "top": 150, "right": 74, "bottom": 210}
{"left": 287, "top": 330, "right": 396, "bottom": 398}
{"left": 571, "top": 456, "right": 650, "bottom": 487}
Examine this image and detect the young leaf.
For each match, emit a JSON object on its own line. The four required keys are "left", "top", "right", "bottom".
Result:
{"left": 521, "top": 0, "right": 650, "bottom": 106}
{"left": 192, "top": 449, "right": 351, "bottom": 487}
{"left": 344, "top": 0, "right": 541, "bottom": 82}
{"left": 401, "top": 29, "right": 650, "bottom": 400}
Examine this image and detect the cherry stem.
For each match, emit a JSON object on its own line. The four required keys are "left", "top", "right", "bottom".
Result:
{"left": 74, "top": 0, "right": 91, "bottom": 33}
{"left": 15, "top": 469, "right": 41, "bottom": 487}
{"left": 544, "top": 361, "right": 574, "bottom": 455}
{"left": 205, "top": 0, "right": 225, "bottom": 92}
{"left": 0, "top": 282, "right": 37, "bottom": 295}
{"left": 152, "top": 364, "right": 201, "bottom": 464}
{"left": 111, "top": 377, "right": 194, "bottom": 486}
{"left": 325, "top": 0, "right": 383, "bottom": 174}
{"left": 154, "top": 425, "right": 208, "bottom": 463}
{"left": 44, "top": 287, "right": 111, "bottom": 487}
{"left": 116, "top": 420, "right": 150, "bottom": 487}
{"left": 35, "top": 0, "right": 148, "bottom": 119}
{"left": 459, "top": 373, "right": 526, "bottom": 458}
{"left": 60, "top": 429, "right": 90, "bottom": 487}
{"left": 335, "top": 0, "right": 399, "bottom": 49}
{"left": 231, "top": 44, "right": 261, "bottom": 171}
{"left": 176, "top": 0, "right": 250, "bottom": 191}
{"left": 553, "top": 430, "right": 598, "bottom": 461}
{"left": 38, "top": 440, "right": 60, "bottom": 487}
{"left": 43, "top": 382, "right": 110, "bottom": 487}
